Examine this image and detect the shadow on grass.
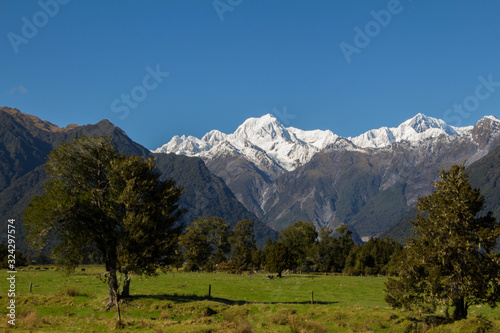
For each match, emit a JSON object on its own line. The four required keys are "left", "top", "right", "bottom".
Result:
{"left": 125, "top": 294, "right": 338, "bottom": 306}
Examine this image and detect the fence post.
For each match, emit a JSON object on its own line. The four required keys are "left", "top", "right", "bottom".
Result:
{"left": 208, "top": 284, "right": 211, "bottom": 299}
{"left": 311, "top": 291, "right": 314, "bottom": 305}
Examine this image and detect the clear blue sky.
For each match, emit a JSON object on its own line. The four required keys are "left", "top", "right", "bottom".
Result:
{"left": 2, "top": 0, "right": 500, "bottom": 149}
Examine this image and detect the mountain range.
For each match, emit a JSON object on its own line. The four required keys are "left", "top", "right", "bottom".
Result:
{"left": 1, "top": 106, "right": 499, "bottom": 252}
{"left": 0, "top": 107, "right": 276, "bottom": 252}
{"left": 154, "top": 112, "right": 500, "bottom": 241}
{"left": 154, "top": 113, "right": 475, "bottom": 171}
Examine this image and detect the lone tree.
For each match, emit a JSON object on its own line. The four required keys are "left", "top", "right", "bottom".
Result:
{"left": 24, "top": 136, "right": 184, "bottom": 308}
{"left": 385, "top": 165, "right": 500, "bottom": 320}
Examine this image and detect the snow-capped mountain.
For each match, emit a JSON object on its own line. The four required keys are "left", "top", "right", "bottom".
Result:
{"left": 349, "top": 113, "right": 473, "bottom": 148}
{"left": 3, "top": 106, "right": 499, "bottom": 250}
{"left": 154, "top": 113, "right": 484, "bottom": 171}
{"left": 154, "top": 113, "right": 339, "bottom": 172}
{"left": 154, "top": 114, "right": 500, "bottom": 231}
{"left": 4, "top": 106, "right": 499, "bottom": 248}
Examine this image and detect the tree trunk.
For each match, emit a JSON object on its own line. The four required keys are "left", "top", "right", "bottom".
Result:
{"left": 453, "top": 297, "right": 468, "bottom": 320}
{"left": 114, "top": 287, "right": 122, "bottom": 324}
{"left": 106, "top": 267, "right": 119, "bottom": 310}
{"left": 121, "top": 271, "right": 131, "bottom": 298}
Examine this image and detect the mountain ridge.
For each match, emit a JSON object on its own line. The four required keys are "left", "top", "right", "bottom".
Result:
{"left": 155, "top": 113, "right": 500, "bottom": 237}
{"left": 2, "top": 106, "right": 499, "bottom": 248}
{"left": 155, "top": 113, "right": 497, "bottom": 173}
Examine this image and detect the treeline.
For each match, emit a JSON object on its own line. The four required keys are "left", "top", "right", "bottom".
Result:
{"left": 0, "top": 243, "right": 27, "bottom": 268}
{"left": 4, "top": 218, "right": 402, "bottom": 276}
{"left": 179, "top": 217, "right": 402, "bottom": 277}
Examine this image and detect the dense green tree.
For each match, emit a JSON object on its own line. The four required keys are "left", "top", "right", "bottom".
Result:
{"left": 23, "top": 136, "right": 184, "bottom": 307}
{"left": 264, "top": 240, "right": 290, "bottom": 278}
{"left": 251, "top": 248, "right": 265, "bottom": 271}
{"left": 180, "top": 218, "right": 211, "bottom": 271}
{"left": 279, "top": 221, "right": 317, "bottom": 272}
{"left": 308, "top": 225, "right": 355, "bottom": 273}
{"left": 343, "top": 237, "right": 402, "bottom": 276}
{"left": 229, "top": 220, "right": 256, "bottom": 271}
{"left": 309, "top": 227, "right": 335, "bottom": 272}
{"left": 111, "top": 155, "right": 184, "bottom": 297}
{"left": 332, "top": 225, "right": 355, "bottom": 272}
{"left": 385, "top": 165, "right": 500, "bottom": 320}
{"left": 0, "top": 244, "right": 27, "bottom": 268}
{"left": 180, "top": 216, "right": 230, "bottom": 271}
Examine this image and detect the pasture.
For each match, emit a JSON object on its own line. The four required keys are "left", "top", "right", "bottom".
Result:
{"left": 0, "top": 266, "right": 499, "bottom": 332}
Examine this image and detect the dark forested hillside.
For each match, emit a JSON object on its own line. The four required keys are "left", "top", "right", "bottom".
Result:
{"left": 382, "top": 145, "right": 500, "bottom": 244}
{"left": 0, "top": 107, "right": 275, "bottom": 253}
{"left": 153, "top": 153, "right": 277, "bottom": 247}
{"left": 468, "top": 145, "right": 500, "bottom": 219}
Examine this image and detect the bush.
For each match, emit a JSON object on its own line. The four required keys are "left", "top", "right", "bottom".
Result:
{"left": 62, "top": 286, "right": 85, "bottom": 297}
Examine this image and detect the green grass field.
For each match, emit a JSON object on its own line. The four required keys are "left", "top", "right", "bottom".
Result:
{"left": 1, "top": 266, "right": 499, "bottom": 332}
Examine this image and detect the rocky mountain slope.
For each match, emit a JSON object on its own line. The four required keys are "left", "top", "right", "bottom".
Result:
{"left": 383, "top": 144, "right": 500, "bottom": 244}
{"left": 156, "top": 113, "right": 500, "bottom": 240}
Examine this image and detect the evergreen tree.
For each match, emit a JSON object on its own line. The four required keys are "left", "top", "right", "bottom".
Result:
{"left": 24, "top": 136, "right": 183, "bottom": 308}
{"left": 251, "top": 248, "right": 264, "bottom": 271}
{"left": 332, "top": 225, "right": 355, "bottom": 272}
{"left": 229, "top": 220, "right": 256, "bottom": 271}
{"left": 343, "top": 237, "right": 402, "bottom": 276}
{"left": 111, "top": 155, "right": 183, "bottom": 297}
{"left": 264, "top": 240, "right": 290, "bottom": 278}
{"left": 385, "top": 165, "right": 500, "bottom": 320}
{"left": 310, "top": 227, "right": 336, "bottom": 272}
{"left": 279, "top": 221, "right": 317, "bottom": 272}
{"left": 180, "top": 216, "right": 230, "bottom": 271}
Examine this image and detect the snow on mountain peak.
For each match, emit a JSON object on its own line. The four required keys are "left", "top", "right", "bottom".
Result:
{"left": 403, "top": 113, "right": 457, "bottom": 135}
{"left": 201, "top": 130, "right": 227, "bottom": 145}
{"left": 349, "top": 113, "right": 465, "bottom": 148}
{"left": 233, "top": 113, "right": 292, "bottom": 143}
{"left": 154, "top": 114, "right": 338, "bottom": 171}
{"left": 483, "top": 115, "right": 500, "bottom": 123}
{"left": 288, "top": 127, "right": 338, "bottom": 150}
{"left": 154, "top": 113, "right": 478, "bottom": 171}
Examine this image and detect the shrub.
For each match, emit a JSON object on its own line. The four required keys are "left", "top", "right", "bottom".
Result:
{"left": 62, "top": 286, "right": 85, "bottom": 297}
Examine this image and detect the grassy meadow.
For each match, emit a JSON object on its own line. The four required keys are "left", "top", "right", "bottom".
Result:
{"left": 1, "top": 266, "right": 499, "bottom": 332}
